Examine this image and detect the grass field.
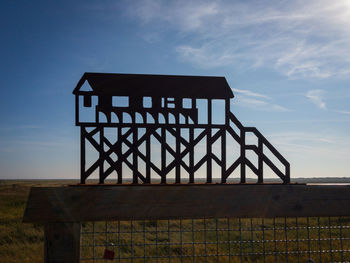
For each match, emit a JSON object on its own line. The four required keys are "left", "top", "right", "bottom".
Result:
{"left": 80, "top": 217, "right": 350, "bottom": 262}
{"left": 0, "top": 180, "right": 77, "bottom": 263}
{"left": 1, "top": 180, "right": 350, "bottom": 262}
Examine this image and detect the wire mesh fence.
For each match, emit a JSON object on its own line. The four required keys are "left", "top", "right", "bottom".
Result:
{"left": 80, "top": 217, "right": 350, "bottom": 263}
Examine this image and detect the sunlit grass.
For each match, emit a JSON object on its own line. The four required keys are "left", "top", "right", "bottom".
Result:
{"left": 1, "top": 180, "right": 350, "bottom": 262}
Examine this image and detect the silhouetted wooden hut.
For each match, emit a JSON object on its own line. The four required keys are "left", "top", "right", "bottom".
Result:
{"left": 73, "top": 73, "right": 290, "bottom": 184}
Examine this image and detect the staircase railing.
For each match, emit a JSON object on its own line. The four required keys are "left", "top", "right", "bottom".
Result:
{"left": 228, "top": 112, "right": 290, "bottom": 184}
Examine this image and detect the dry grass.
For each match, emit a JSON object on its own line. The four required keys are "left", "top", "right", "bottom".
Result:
{"left": 0, "top": 180, "right": 77, "bottom": 263}
{"left": 1, "top": 180, "right": 350, "bottom": 262}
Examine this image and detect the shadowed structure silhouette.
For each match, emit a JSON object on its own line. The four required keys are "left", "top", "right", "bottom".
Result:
{"left": 73, "top": 73, "right": 290, "bottom": 184}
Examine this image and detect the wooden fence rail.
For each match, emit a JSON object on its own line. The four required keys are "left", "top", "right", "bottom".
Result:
{"left": 23, "top": 184, "right": 350, "bottom": 262}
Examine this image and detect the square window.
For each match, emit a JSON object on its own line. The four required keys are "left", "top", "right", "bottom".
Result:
{"left": 183, "top": 99, "right": 192, "bottom": 108}
{"left": 167, "top": 103, "right": 175, "bottom": 108}
{"left": 113, "top": 96, "right": 129, "bottom": 107}
{"left": 143, "top": 97, "right": 152, "bottom": 108}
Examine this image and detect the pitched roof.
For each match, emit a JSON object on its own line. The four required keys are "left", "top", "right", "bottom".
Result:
{"left": 73, "top": 72, "right": 234, "bottom": 99}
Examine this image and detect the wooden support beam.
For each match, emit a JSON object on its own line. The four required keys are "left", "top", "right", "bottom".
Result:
{"left": 161, "top": 128, "right": 166, "bottom": 184}
{"left": 258, "top": 138, "right": 263, "bottom": 183}
{"left": 207, "top": 100, "right": 212, "bottom": 183}
{"left": 175, "top": 127, "right": 180, "bottom": 183}
{"left": 146, "top": 134, "right": 151, "bottom": 183}
{"left": 99, "top": 127, "right": 104, "bottom": 184}
{"left": 44, "top": 222, "right": 80, "bottom": 263}
{"left": 221, "top": 128, "right": 226, "bottom": 183}
{"left": 80, "top": 126, "right": 86, "bottom": 184}
{"left": 77, "top": 123, "right": 228, "bottom": 128}
{"left": 285, "top": 163, "right": 291, "bottom": 184}
{"left": 240, "top": 129, "right": 246, "bottom": 183}
{"left": 132, "top": 127, "right": 138, "bottom": 184}
{"left": 189, "top": 128, "right": 194, "bottom": 183}
{"left": 23, "top": 185, "right": 350, "bottom": 222}
{"left": 117, "top": 127, "right": 122, "bottom": 184}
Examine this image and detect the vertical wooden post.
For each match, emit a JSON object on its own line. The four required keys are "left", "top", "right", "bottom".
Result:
{"left": 207, "top": 99, "right": 212, "bottom": 183}
{"left": 221, "top": 129, "right": 226, "bottom": 184}
{"left": 175, "top": 115, "right": 181, "bottom": 184}
{"left": 221, "top": 99, "right": 229, "bottom": 183}
{"left": 285, "top": 163, "right": 291, "bottom": 184}
{"left": 117, "top": 127, "right": 123, "bottom": 184}
{"left": 258, "top": 138, "right": 263, "bottom": 183}
{"left": 80, "top": 127, "right": 86, "bottom": 184}
{"left": 189, "top": 98, "right": 196, "bottom": 183}
{"left": 99, "top": 127, "right": 104, "bottom": 184}
{"left": 146, "top": 134, "right": 151, "bottom": 183}
{"left": 44, "top": 222, "right": 80, "bottom": 263}
{"left": 240, "top": 128, "right": 246, "bottom": 184}
{"left": 161, "top": 128, "right": 166, "bottom": 184}
{"left": 189, "top": 127, "right": 194, "bottom": 183}
{"left": 192, "top": 99, "right": 197, "bottom": 125}
{"left": 133, "top": 127, "right": 138, "bottom": 184}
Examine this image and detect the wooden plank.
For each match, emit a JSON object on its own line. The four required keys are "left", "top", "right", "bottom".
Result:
{"left": 44, "top": 222, "right": 80, "bottom": 263}
{"left": 161, "top": 128, "right": 166, "bottom": 183}
{"left": 99, "top": 127, "right": 104, "bottom": 184}
{"left": 77, "top": 123, "right": 227, "bottom": 128}
{"left": 207, "top": 100, "right": 212, "bottom": 183}
{"left": 117, "top": 127, "right": 122, "bottom": 184}
{"left": 258, "top": 138, "right": 263, "bottom": 183}
{"left": 133, "top": 127, "right": 138, "bottom": 184}
{"left": 80, "top": 127, "right": 86, "bottom": 184}
{"left": 23, "top": 185, "right": 350, "bottom": 223}
{"left": 240, "top": 129, "right": 246, "bottom": 183}
{"left": 189, "top": 128, "right": 194, "bottom": 183}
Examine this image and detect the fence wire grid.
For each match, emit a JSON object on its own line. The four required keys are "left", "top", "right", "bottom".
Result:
{"left": 80, "top": 217, "right": 350, "bottom": 263}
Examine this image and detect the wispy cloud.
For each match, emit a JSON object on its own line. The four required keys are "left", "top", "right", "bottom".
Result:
{"left": 268, "top": 131, "right": 350, "bottom": 157}
{"left": 125, "top": 0, "right": 350, "bottom": 79}
{"left": 232, "top": 88, "right": 270, "bottom": 99}
{"left": 234, "top": 97, "right": 288, "bottom": 112}
{"left": 306, "top": 89, "right": 326, "bottom": 109}
{"left": 334, "top": 110, "right": 350, "bottom": 115}
{"left": 232, "top": 88, "right": 287, "bottom": 112}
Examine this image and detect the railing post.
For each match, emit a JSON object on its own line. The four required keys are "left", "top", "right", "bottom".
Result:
{"left": 240, "top": 128, "right": 246, "bottom": 183}
{"left": 44, "top": 222, "right": 80, "bottom": 263}
{"left": 258, "top": 137, "right": 263, "bottom": 183}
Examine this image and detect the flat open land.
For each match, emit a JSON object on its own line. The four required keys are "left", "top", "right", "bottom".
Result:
{"left": 2, "top": 179, "right": 350, "bottom": 262}
{"left": 0, "top": 180, "right": 77, "bottom": 263}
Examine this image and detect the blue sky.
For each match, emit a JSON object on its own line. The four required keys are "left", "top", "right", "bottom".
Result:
{"left": 1, "top": 0, "right": 350, "bottom": 179}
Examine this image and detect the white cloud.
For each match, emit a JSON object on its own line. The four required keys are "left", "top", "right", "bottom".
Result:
{"left": 232, "top": 88, "right": 270, "bottom": 99}
{"left": 231, "top": 88, "right": 287, "bottom": 112}
{"left": 234, "top": 97, "right": 288, "bottom": 112}
{"left": 126, "top": 0, "right": 350, "bottom": 79}
{"left": 306, "top": 89, "right": 327, "bottom": 109}
{"left": 268, "top": 131, "right": 350, "bottom": 157}
{"left": 334, "top": 110, "right": 350, "bottom": 115}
